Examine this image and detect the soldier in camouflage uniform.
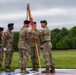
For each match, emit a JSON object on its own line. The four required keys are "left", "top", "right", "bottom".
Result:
{"left": 18, "top": 20, "right": 30, "bottom": 73}
{"left": 40, "top": 20, "right": 55, "bottom": 73}
{"left": 30, "top": 22, "right": 40, "bottom": 71}
{"left": 4, "top": 23, "right": 14, "bottom": 72}
{"left": 0, "top": 27, "right": 4, "bottom": 68}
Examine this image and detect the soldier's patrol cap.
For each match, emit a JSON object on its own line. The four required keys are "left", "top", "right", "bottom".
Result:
{"left": 34, "top": 21, "right": 36, "bottom": 24}
{"left": 8, "top": 23, "right": 14, "bottom": 27}
{"left": 0, "top": 27, "right": 4, "bottom": 31}
{"left": 24, "top": 20, "right": 30, "bottom": 24}
{"left": 40, "top": 20, "right": 47, "bottom": 24}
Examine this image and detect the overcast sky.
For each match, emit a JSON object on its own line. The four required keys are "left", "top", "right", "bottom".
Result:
{"left": 0, "top": 0, "right": 76, "bottom": 31}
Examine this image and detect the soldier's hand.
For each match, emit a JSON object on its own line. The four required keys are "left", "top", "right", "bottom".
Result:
{"left": 4, "top": 48, "right": 6, "bottom": 51}
{"left": 39, "top": 45, "right": 43, "bottom": 50}
{"left": 34, "top": 36, "right": 37, "bottom": 39}
{"left": 33, "top": 36, "right": 37, "bottom": 40}
{"left": 39, "top": 45, "right": 42, "bottom": 48}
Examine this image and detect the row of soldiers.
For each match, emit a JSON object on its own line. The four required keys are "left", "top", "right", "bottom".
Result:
{"left": 0, "top": 20, "right": 55, "bottom": 73}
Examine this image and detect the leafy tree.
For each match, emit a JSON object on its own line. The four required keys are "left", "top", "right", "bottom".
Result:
{"left": 72, "top": 37, "right": 76, "bottom": 49}
{"left": 13, "top": 32, "right": 19, "bottom": 51}
{"left": 58, "top": 27, "right": 69, "bottom": 40}
{"left": 51, "top": 28, "right": 60, "bottom": 39}
{"left": 68, "top": 26, "right": 76, "bottom": 38}
{"left": 51, "top": 28, "right": 60, "bottom": 49}
{"left": 56, "top": 36, "right": 71, "bottom": 50}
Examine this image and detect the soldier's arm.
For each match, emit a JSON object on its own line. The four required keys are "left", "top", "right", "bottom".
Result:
{"left": 42, "top": 28, "right": 49, "bottom": 35}
{"left": 3, "top": 32, "right": 8, "bottom": 47}
{"left": 38, "top": 31, "right": 42, "bottom": 45}
{"left": 0, "top": 36, "right": 5, "bottom": 48}
{"left": 0, "top": 42, "right": 3, "bottom": 47}
{"left": 4, "top": 32, "right": 8, "bottom": 39}
{"left": 30, "top": 30, "right": 36, "bottom": 35}
{"left": 25, "top": 29, "right": 31, "bottom": 34}
{"left": 31, "top": 30, "right": 37, "bottom": 40}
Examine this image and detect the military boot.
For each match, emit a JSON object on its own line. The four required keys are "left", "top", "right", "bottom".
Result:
{"left": 30, "top": 68, "right": 35, "bottom": 71}
{"left": 42, "top": 68, "right": 50, "bottom": 73}
{"left": 50, "top": 67, "right": 55, "bottom": 73}
{"left": 35, "top": 66, "right": 38, "bottom": 71}
{"left": 5, "top": 67, "right": 11, "bottom": 72}
{"left": 23, "top": 69, "right": 29, "bottom": 74}
{"left": 20, "top": 68, "right": 23, "bottom": 73}
{"left": 9, "top": 67, "right": 15, "bottom": 72}
{"left": 0, "top": 64, "right": 2, "bottom": 68}
{"left": 30, "top": 65, "right": 35, "bottom": 71}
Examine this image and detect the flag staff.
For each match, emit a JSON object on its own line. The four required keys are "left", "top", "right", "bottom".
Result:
{"left": 26, "top": 1, "right": 29, "bottom": 20}
{"left": 26, "top": 2, "right": 41, "bottom": 68}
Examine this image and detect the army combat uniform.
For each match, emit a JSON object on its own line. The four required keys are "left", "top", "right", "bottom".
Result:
{"left": 18, "top": 26, "right": 31, "bottom": 73}
{"left": 40, "top": 27, "right": 55, "bottom": 73}
{"left": 0, "top": 36, "right": 4, "bottom": 68}
{"left": 30, "top": 29, "right": 40, "bottom": 71}
{"left": 0, "top": 27, "right": 4, "bottom": 68}
{"left": 4, "top": 29, "right": 14, "bottom": 70}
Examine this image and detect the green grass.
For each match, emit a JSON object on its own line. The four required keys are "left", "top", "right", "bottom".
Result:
{"left": 0, "top": 50, "right": 76, "bottom": 71}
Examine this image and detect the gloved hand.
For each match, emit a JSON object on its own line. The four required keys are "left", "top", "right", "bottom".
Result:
{"left": 4, "top": 48, "right": 6, "bottom": 51}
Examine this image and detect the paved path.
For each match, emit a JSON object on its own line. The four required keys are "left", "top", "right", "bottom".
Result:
{"left": 0, "top": 68, "right": 76, "bottom": 75}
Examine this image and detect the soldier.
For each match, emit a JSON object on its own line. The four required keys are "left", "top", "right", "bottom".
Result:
{"left": 30, "top": 22, "right": 40, "bottom": 71}
{"left": 18, "top": 20, "right": 30, "bottom": 73}
{"left": 40, "top": 20, "right": 55, "bottom": 73}
{"left": 0, "top": 27, "right": 4, "bottom": 68}
{"left": 4, "top": 23, "right": 14, "bottom": 72}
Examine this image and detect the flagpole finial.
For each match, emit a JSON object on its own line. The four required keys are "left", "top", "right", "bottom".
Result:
{"left": 27, "top": 1, "right": 30, "bottom": 7}
{"left": 27, "top": 0, "right": 30, "bottom": 5}
{"left": 27, "top": 0, "right": 29, "bottom": 3}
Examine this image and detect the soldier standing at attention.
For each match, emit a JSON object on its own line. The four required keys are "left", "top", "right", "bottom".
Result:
{"left": 0, "top": 27, "right": 4, "bottom": 68}
{"left": 18, "top": 20, "right": 30, "bottom": 73}
{"left": 30, "top": 22, "right": 40, "bottom": 71}
{"left": 4, "top": 23, "right": 14, "bottom": 72}
{"left": 40, "top": 20, "right": 55, "bottom": 73}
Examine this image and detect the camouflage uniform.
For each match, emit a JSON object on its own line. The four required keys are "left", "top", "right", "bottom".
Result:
{"left": 30, "top": 29, "right": 40, "bottom": 68}
{"left": 4, "top": 30, "right": 14, "bottom": 68}
{"left": 0, "top": 36, "right": 4, "bottom": 66}
{"left": 40, "top": 27, "right": 55, "bottom": 68}
{"left": 18, "top": 26, "right": 31, "bottom": 69}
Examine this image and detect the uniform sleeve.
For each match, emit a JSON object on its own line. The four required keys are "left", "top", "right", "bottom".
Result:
{"left": 4, "top": 32, "right": 8, "bottom": 47}
{"left": 29, "top": 30, "right": 36, "bottom": 40}
{"left": 42, "top": 28, "right": 49, "bottom": 35}
{"left": 4, "top": 32, "right": 8, "bottom": 40}
{"left": 30, "top": 30, "right": 36, "bottom": 35}
{"left": 0, "top": 36, "right": 5, "bottom": 47}
{"left": 2, "top": 37, "right": 6, "bottom": 47}
{"left": 38, "top": 30, "right": 42, "bottom": 45}
{"left": 0, "top": 37, "right": 2, "bottom": 46}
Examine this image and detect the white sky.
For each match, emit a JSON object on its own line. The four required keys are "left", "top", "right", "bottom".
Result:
{"left": 0, "top": 0, "right": 76, "bottom": 31}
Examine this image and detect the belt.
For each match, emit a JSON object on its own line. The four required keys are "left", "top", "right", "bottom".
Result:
{"left": 42, "top": 40, "right": 50, "bottom": 44}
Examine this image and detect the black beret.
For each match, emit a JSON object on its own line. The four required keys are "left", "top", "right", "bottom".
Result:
{"left": 24, "top": 20, "right": 30, "bottom": 24}
{"left": 34, "top": 21, "right": 36, "bottom": 24}
{"left": 8, "top": 23, "right": 14, "bottom": 27}
{"left": 40, "top": 20, "right": 47, "bottom": 24}
{"left": 0, "top": 27, "right": 4, "bottom": 31}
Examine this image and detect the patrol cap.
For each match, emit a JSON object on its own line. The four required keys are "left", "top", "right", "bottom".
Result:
{"left": 0, "top": 27, "right": 4, "bottom": 31}
{"left": 8, "top": 23, "right": 14, "bottom": 27}
{"left": 24, "top": 20, "right": 30, "bottom": 24}
{"left": 34, "top": 21, "right": 36, "bottom": 24}
{"left": 40, "top": 20, "right": 47, "bottom": 25}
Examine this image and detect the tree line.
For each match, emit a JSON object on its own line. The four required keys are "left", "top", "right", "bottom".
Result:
{"left": 13, "top": 26, "right": 76, "bottom": 51}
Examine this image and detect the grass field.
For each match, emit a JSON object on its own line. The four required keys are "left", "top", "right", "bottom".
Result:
{"left": 0, "top": 50, "right": 76, "bottom": 71}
